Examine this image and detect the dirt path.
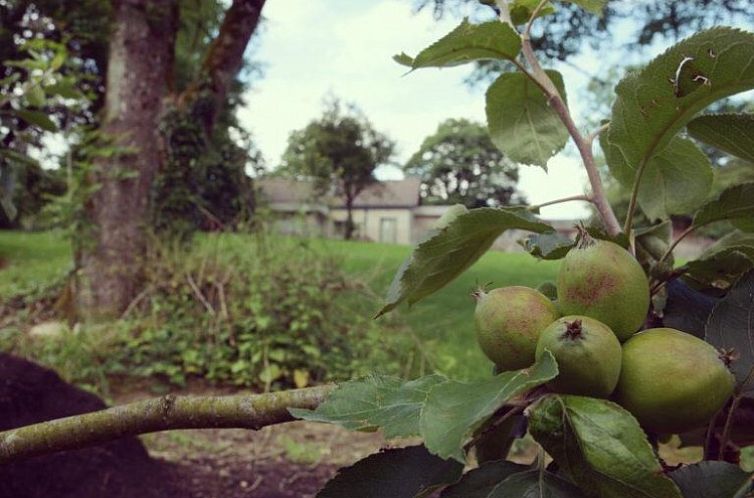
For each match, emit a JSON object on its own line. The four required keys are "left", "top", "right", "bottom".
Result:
{"left": 112, "top": 385, "right": 387, "bottom": 498}
{"left": 144, "top": 422, "right": 385, "bottom": 498}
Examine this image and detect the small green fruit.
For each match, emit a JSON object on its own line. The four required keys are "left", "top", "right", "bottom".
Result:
{"left": 474, "top": 286, "right": 559, "bottom": 371}
{"left": 615, "top": 328, "right": 735, "bottom": 434}
{"left": 557, "top": 236, "right": 649, "bottom": 341}
{"left": 535, "top": 316, "right": 622, "bottom": 397}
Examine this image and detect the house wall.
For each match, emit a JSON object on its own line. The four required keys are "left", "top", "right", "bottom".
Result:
{"left": 267, "top": 212, "right": 329, "bottom": 237}
{"left": 330, "top": 208, "right": 413, "bottom": 244}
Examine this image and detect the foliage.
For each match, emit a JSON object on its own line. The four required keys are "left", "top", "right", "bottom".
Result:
{"left": 0, "top": 230, "right": 561, "bottom": 381}
{"left": 0, "top": 39, "right": 89, "bottom": 221}
{"left": 405, "top": 118, "right": 525, "bottom": 207}
{"left": 417, "top": 0, "right": 754, "bottom": 86}
{"left": 151, "top": 100, "right": 263, "bottom": 236}
{"left": 279, "top": 98, "right": 395, "bottom": 239}
{"left": 1, "top": 234, "right": 415, "bottom": 392}
{"left": 291, "top": 3, "right": 754, "bottom": 497}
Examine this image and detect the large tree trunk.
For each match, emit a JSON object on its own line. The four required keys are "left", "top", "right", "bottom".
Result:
{"left": 78, "top": 0, "right": 178, "bottom": 319}
{"left": 77, "top": 0, "right": 265, "bottom": 319}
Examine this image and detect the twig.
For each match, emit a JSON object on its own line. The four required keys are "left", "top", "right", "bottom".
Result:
{"left": 656, "top": 225, "right": 696, "bottom": 269}
{"left": 0, "top": 385, "right": 335, "bottom": 464}
{"left": 120, "top": 286, "right": 151, "bottom": 319}
{"left": 586, "top": 122, "right": 610, "bottom": 146}
{"left": 528, "top": 194, "right": 592, "bottom": 211}
{"left": 186, "top": 273, "right": 216, "bottom": 316}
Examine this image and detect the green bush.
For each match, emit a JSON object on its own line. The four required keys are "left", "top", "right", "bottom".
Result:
{"left": 1, "top": 233, "right": 414, "bottom": 392}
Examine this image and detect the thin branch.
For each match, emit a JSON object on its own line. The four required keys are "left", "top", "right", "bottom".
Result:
{"left": 186, "top": 273, "right": 216, "bottom": 316}
{"left": 656, "top": 225, "right": 697, "bottom": 268}
{"left": 528, "top": 194, "right": 592, "bottom": 211}
{"left": 523, "top": 0, "right": 550, "bottom": 39}
{"left": 548, "top": 97, "right": 622, "bottom": 236}
{"left": 624, "top": 165, "right": 645, "bottom": 234}
{"left": 496, "top": 0, "right": 621, "bottom": 236}
{"left": 586, "top": 122, "right": 610, "bottom": 146}
{"left": 0, "top": 385, "right": 334, "bottom": 464}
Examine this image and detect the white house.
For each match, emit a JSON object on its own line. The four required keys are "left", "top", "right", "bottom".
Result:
{"left": 257, "top": 177, "right": 582, "bottom": 249}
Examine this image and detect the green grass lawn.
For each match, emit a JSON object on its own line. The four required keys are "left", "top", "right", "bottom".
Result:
{"left": 318, "top": 239, "right": 559, "bottom": 379}
{"left": 0, "top": 231, "right": 557, "bottom": 379}
{"left": 0, "top": 230, "right": 72, "bottom": 298}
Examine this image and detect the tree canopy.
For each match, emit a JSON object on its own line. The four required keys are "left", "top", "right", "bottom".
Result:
{"left": 405, "top": 118, "right": 524, "bottom": 208}
{"left": 280, "top": 99, "right": 394, "bottom": 239}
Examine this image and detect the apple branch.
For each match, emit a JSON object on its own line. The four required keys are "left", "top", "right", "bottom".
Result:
{"left": 495, "top": 0, "right": 622, "bottom": 237}
{"left": 0, "top": 385, "right": 334, "bottom": 464}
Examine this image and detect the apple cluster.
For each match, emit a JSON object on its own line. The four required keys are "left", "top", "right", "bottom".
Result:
{"left": 474, "top": 236, "right": 734, "bottom": 435}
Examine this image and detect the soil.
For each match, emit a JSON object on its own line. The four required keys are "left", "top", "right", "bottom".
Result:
{"left": 0, "top": 353, "right": 385, "bottom": 498}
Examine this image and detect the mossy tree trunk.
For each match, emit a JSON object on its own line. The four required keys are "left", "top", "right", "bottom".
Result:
{"left": 78, "top": 0, "right": 178, "bottom": 319}
{"left": 78, "top": 0, "right": 266, "bottom": 319}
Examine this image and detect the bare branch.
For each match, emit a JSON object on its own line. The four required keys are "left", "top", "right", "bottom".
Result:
{"left": 0, "top": 385, "right": 334, "bottom": 464}
{"left": 528, "top": 194, "right": 592, "bottom": 211}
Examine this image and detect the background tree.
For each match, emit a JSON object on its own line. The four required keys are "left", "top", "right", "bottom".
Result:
{"left": 0, "top": 1, "right": 266, "bottom": 317}
{"left": 280, "top": 100, "right": 395, "bottom": 240}
{"left": 405, "top": 118, "right": 524, "bottom": 208}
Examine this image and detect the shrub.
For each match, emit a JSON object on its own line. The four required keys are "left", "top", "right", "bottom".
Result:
{"left": 1, "top": 233, "right": 414, "bottom": 392}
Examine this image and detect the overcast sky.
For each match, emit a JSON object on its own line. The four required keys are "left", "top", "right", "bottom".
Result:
{"left": 237, "top": 1, "right": 655, "bottom": 219}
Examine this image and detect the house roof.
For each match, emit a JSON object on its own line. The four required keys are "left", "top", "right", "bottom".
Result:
{"left": 351, "top": 177, "right": 421, "bottom": 208}
{"left": 257, "top": 177, "right": 421, "bottom": 209}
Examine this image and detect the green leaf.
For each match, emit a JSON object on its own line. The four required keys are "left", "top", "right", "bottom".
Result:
{"left": 521, "top": 231, "right": 574, "bottom": 260}
{"left": 486, "top": 70, "right": 569, "bottom": 168}
{"left": 45, "top": 80, "right": 82, "bottom": 99}
{"left": 442, "top": 461, "right": 583, "bottom": 497}
{"left": 528, "top": 395, "right": 682, "bottom": 498}
{"left": 0, "top": 149, "right": 40, "bottom": 167}
{"left": 688, "top": 113, "right": 754, "bottom": 163}
{"left": 289, "top": 374, "right": 446, "bottom": 439}
{"left": 395, "top": 19, "right": 521, "bottom": 70}
{"left": 693, "top": 183, "right": 754, "bottom": 231}
{"left": 601, "top": 134, "right": 712, "bottom": 221}
{"left": 441, "top": 460, "right": 527, "bottom": 497}
{"left": 685, "top": 231, "right": 754, "bottom": 291}
{"left": 377, "top": 207, "right": 553, "bottom": 316}
{"left": 509, "top": 0, "right": 557, "bottom": 25}
{"left": 560, "top": 0, "right": 606, "bottom": 15}
{"left": 663, "top": 279, "right": 718, "bottom": 339}
{"left": 26, "top": 84, "right": 46, "bottom": 108}
{"left": 705, "top": 271, "right": 754, "bottom": 396}
{"left": 420, "top": 351, "right": 558, "bottom": 462}
{"left": 607, "top": 27, "right": 754, "bottom": 212}
{"left": 317, "top": 445, "right": 463, "bottom": 498}
{"left": 14, "top": 109, "right": 57, "bottom": 132}
{"left": 669, "top": 461, "right": 753, "bottom": 498}
{"left": 634, "top": 221, "right": 673, "bottom": 270}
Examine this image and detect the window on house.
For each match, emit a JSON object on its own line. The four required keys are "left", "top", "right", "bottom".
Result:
{"left": 380, "top": 217, "right": 397, "bottom": 244}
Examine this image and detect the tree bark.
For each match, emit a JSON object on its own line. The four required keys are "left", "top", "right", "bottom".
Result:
{"left": 78, "top": 0, "right": 266, "bottom": 318}
{"left": 78, "top": 0, "right": 178, "bottom": 318}
{"left": 345, "top": 196, "right": 355, "bottom": 240}
{"left": 0, "top": 385, "right": 334, "bottom": 464}
{"left": 179, "top": 0, "right": 266, "bottom": 133}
